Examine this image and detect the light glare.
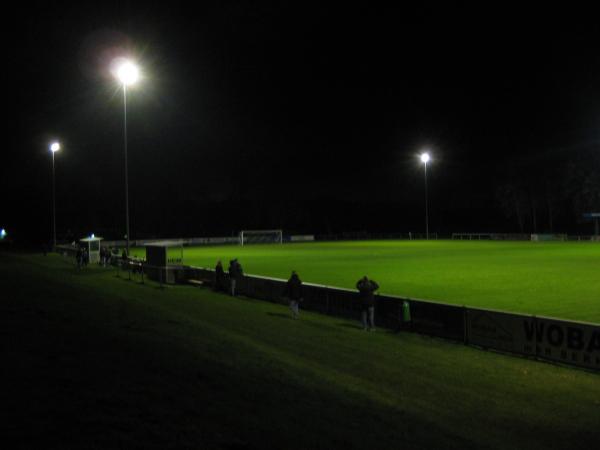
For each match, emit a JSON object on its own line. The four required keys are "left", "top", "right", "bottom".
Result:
{"left": 420, "top": 152, "right": 430, "bottom": 164}
{"left": 50, "top": 142, "right": 60, "bottom": 152}
{"left": 116, "top": 61, "right": 139, "bottom": 86}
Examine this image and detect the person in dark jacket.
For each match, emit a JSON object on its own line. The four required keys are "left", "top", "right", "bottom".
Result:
{"left": 121, "top": 249, "right": 128, "bottom": 269}
{"left": 76, "top": 246, "right": 83, "bottom": 270}
{"left": 356, "top": 275, "right": 379, "bottom": 331}
{"left": 284, "top": 270, "right": 303, "bottom": 319}
{"left": 228, "top": 259, "right": 243, "bottom": 296}
{"left": 214, "top": 260, "right": 225, "bottom": 292}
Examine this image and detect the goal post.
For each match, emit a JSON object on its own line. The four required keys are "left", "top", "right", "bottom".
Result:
{"left": 239, "top": 229, "right": 283, "bottom": 246}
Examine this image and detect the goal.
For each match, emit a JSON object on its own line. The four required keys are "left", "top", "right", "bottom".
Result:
{"left": 239, "top": 230, "right": 283, "bottom": 246}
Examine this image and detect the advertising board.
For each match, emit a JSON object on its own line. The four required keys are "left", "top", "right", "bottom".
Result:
{"left": 467, "top": 309, "right": 600, "bottom": 370}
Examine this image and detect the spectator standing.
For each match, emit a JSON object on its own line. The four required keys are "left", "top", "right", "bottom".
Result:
{"left": 356, "top": 275, "right": 379, "bottom": 331}
{"left": 76, "top": 246, "right": 83, "bottom": 270}
{"left": 228, "top": 259, "right": 243, "bottom": 296}
{"left": 121, "top": 249, "right": 128, "bottom": 271}
{"left": 214, "top": 260, "right": 225, "bottom": 292}
{"left": 284, "top": 270, "right": 303, "bottom": 319}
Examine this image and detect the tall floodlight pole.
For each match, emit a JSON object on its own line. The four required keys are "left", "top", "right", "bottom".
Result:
{"left": 114, "top": 60, "right": 139, "bottom": 255}
{"left": 50, "top": 142, "right": 60, "bottom": 249}
{"left": 420, "top": 152, "right": 431, "bottom": 240}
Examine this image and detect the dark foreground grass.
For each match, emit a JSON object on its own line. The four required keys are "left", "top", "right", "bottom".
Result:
{"left": 2, "top": 252, "right": 599, "bottom": 449}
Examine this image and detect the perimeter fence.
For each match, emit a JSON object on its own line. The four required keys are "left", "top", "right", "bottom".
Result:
{"left": 179, "top": 265, "right": 600, "bottom": 372}
{"left": 59, "top": 238, "right": 600, "bottom": 370}
{"left": 100, "top": 233, "right": 600, "bottom": 247}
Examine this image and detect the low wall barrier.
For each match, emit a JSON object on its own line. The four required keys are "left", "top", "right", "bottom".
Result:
{"left": 416, "top": 301, "right": 466, "bottom": 341}
{"left": 147, "top": 264, "right": 600, "bottom": 372}
{"left": 181, "top": 267, "right": 469, "bottom": 341}
{"left": 466, "top": 309, "right": 600, "bottom": 371}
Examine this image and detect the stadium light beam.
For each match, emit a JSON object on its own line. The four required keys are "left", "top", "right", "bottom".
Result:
{"left": 50, "top": 141, "right": 60, "bottom": 249}
{"left": 420, "top": 152, "right": 431, "bottom": 240}
{"left": 112, "top": 59, "right": 140, "bottom": 255}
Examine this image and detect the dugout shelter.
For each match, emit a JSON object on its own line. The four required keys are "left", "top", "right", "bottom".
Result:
{"left": 145, "top": 241, "right": 185, "bottom": 284}
{"left": 79, "top": 236, "right": 103, "bottom": 264}
{"left": 145, "top": 241, "right": 184, "bottom": 266}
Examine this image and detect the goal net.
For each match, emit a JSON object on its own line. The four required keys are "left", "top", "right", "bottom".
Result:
{"left": 239, "top": 230, "right": 283, "bottom": 246}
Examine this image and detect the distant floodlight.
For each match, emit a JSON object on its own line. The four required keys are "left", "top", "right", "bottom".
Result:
{"left": 0, "top": 228, "right": 6, "bottom": 239}
{"left": 91, "top": 233, "right": 95, "bottom": 239}
{"left": 115, "top": 60, "right": 139, "bottom": 86}
{"left": 419, "top": 151, "right": 432, "bottom": 239}
{"left": 50, "top": 142, "right": 60, "bottom": 248}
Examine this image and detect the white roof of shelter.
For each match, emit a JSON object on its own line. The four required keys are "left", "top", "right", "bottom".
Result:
{"left": 80, "top": 236, "right": 103, "bottom": 242}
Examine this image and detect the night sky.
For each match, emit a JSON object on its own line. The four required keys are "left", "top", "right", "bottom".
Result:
{"left": 4, "top": 4, "right": 600, "bottom": 243}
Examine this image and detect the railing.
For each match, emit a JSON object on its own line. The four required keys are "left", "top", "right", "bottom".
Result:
{"left": 177, "top": 265, "right": 600, "bottom": 372}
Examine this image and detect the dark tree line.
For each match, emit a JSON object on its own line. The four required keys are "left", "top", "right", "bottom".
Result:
{"left": 495, "top": 147, "right": 600, "bottom": 234}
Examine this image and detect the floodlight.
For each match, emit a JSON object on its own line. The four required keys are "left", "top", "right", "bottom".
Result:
{"left": 111, "top": 58, "right": 142, "bottom": 255}
{"left": 418, "top": 151, "right": 432, "bottom": 239}
{"left": 0, "top": 228, "right": 6, "bottom": 239}
{"left": 49, "top": 142, "right": 60, "bottom": 248}
{"left": 115, "top": 61, "right": 139, "bottom": 86}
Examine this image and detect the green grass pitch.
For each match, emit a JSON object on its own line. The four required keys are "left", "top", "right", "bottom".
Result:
{"left": 133, "top": 240, "right": 600, "bottom": 323}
